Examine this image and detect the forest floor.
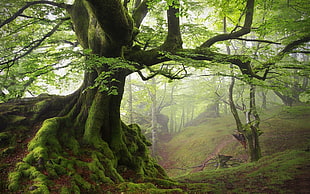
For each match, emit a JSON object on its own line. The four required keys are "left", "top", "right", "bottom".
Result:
{"left": 1, "top": 105, "right": 309, "bottom": 193}
{"left": 157, "top": 105, "right": 310, "bottom": 193}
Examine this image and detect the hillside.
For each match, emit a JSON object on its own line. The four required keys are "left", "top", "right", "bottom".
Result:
{"left": 156, "top": 105, "right": 310, "bottom": 192}
{"left": 158, "top": 105, "right": 310, "bottom": 176}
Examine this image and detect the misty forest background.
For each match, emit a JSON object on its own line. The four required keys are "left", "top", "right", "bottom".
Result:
{"left": 0, "top": 0, "right": 309, "bottom": 193}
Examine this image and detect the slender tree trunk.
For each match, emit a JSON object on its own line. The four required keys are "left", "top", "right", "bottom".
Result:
{"left": 128, "top": 74, "right": 134, "bottom": 124}
{"left": 245, "top": 85, "right": 262, "bottom": 162}
{"left": 261, "top": 90, "right": 267, "bottom": 109}
{"left": 151, "top": 78, "right": 157, "bottom": 156}
{"left": 179, "top": 106, "right": 185, "bottom": 131}
{"left": 274, "top": 91, "right": 294, "bottom": 106}
{"left": 224, "top": 17, "right": 261, "bottom": 162}
{"left": 169, "top": 109, "right": 174, "bottom": 133}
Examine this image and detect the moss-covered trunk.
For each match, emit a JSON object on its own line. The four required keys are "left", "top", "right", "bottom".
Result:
{"left": 229, "top": 75, "right": 262, "bottom": 162}
{"left": 244, "top": 125, "right": 262, "bottom": 162}
{"left": 3, "top": 42, "right": 166, "bottom": 194}
{"left": 1, "top": 0, "right": 167, "bottom": 192}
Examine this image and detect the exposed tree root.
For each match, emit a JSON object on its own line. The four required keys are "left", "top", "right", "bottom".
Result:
{"left": 1, "top": 95, "right": 168, "bottom": 193}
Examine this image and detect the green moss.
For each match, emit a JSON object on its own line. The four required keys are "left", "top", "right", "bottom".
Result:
{"left": 60, "top": 134, "right": 80, "bottom": 155}
{"left": 83, "top": 92, "right": 107, "bottom": 147}
{"left": 8, "top": 171, "right": 22, "bottom": 191}
{"left": 33, "top": 100, "right": 48, "bottom": 112}
{"left": 29, "top": 184, "right": 49, "bottom": 194}
{"left": 52, "top": 162, "right": 67, "bottom": 176}
{"left": 8, "top": 115, "right": 26, "bottom": 123}
{"left": 73, "top": 173, "right": 92, "bottom": 190}
{"left": 97, "top": 141, "right": 115, "bottom": 160}
{"left": 117, "top": 182, "right": 184, "bottom": 193}
{"left": 60, "top": 187, "right": 70, "bottom": 194}
{"left": 71, "top": 182, "right": 81, "bottom": 194}
{"left": 46, "top": 165, "right": 58, "bottom": 178}
{"left": 180, "top": 183, "right": 213, "bottom": 193}
{"left": 145, "top": 178, "right": 180, "bottom": 188}
{"left": 117, "top": 182, "right": 157, "bottom": 192}
{"left": 176, "top": 150, "right": 310, "bottom": 193}
{"left": 28, "top": 118, "right": 62, "bottom": 154}
{"left": 90, "top": 151, "right": 123, "bottom": 183}
{"left": 147, "top": 188, "right": 184, "bottom": 193}
{"left": 5, "top": 95, "right": 169, "bottom": 193}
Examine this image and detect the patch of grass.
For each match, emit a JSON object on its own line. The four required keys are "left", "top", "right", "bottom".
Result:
{"left": 176, "top": 150, "right": 310, "bottom": 193}
{"left": 161, "top": 105, "right": 310, "bottom": 177}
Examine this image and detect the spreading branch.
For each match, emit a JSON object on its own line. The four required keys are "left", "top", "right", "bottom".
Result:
{"left": 0, "top": 19, "right": 69, "bottom": 70}
{"left": 279, "top": 36, "right": 310, "bottom": 55}
{"left": 263, "top": 36, "right": 310, "bottom": 69}
{"left": 0, "top": 1, "right": 70, "bottom": 28}
{"left": 137, "top": 70, "right": 158, "bottom": 81}
{"left": 136, "top": 63, "right": 188, "bottom": 81}
{"left": 232, "top": 37, "right": 281, "bottom": 45}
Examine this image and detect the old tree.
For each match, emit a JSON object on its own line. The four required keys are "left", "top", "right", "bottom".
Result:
{"left": 0, "top": 0, "right": 309, "bottom": 192}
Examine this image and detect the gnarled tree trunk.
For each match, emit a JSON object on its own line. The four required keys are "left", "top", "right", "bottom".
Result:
{"left": 2, "top": 0, "right": 167, "bottom": 192}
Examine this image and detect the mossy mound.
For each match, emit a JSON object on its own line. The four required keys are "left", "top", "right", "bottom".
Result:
{"left": 4, "top": 116, "right": 168, "bottom": 193}
{"left": 0, "top": 95, "right": 171, "bottom": 193}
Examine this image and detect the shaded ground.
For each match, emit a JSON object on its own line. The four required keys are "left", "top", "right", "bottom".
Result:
{"left": 157, "top": 105, "right": 310, "bottom": 193}
{"left": 283, "top": 164, "right": 310, "bottom": 194}
{"left": 1, "top": 105, "right": 310, "bottom": 193}
{"left": 177, "top": 150, "right": 310, "bottom": 193}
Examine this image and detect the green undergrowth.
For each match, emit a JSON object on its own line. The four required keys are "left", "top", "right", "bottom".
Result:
{"left": 162, "top": 115, "right": 243, "bottom": 176}
{"left": 176, "top": 149, "right": 310, "bottom": 193}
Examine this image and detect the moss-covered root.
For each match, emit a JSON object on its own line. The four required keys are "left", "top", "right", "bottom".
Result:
{"left": 117, "top": 182, "right": 184, "bottom": 194}
{"left": 7, "top": 116, "right": 169, "bottom": 192}
{"left": 7, "top": 117, "right": 116, "bottom": 193}
{"left": 116, "top": 123, "right": 167, "bottom": 181}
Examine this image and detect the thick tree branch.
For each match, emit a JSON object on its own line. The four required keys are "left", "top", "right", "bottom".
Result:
{"left": 85, "top": 0, "right": 134, "bottom": 47}
{"left": 279, "top": 36, "right": 310, "bottom": 55}
{"left": 136, "top": 70, "right": 158, "bottom": 81}
{"left": 263, "top": 36, "right": 310, "bottom": 69}
{"left": 0, "top": 1, "right": 70, "bottom": 28}
{"left": 125, "top": 47, "right": 265, "bottom": 80}
{"left": 201, "top": 0, "right": 254, "bottom": 48}
{"left": 232, "top": 37, "right": 281, "bottom": 45}
{"left": 125, "top": 48, "right": 168, "bottom": 70}
{"left": 132, "top": 0, "right": 150, "bottom": 28}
